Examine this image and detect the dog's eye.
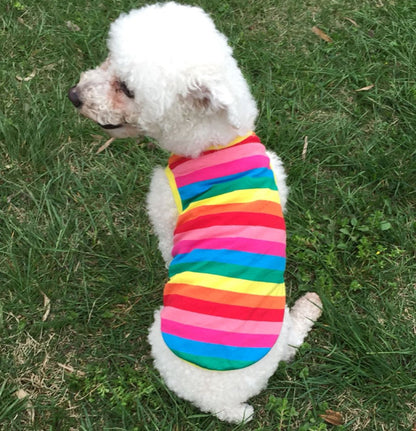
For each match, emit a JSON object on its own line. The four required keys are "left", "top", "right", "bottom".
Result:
{"left": 119, "top": 81, "right": 134, "bottom": 98}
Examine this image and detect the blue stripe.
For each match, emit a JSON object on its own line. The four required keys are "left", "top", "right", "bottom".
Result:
{"left": 162, "top": 332, "right": 269, "bottom": 362}
{"left": 177, "top": 167, "right": 274, "bottom": 202}
{"left": 172, "top": 249, "right": 286, "bottom": 271}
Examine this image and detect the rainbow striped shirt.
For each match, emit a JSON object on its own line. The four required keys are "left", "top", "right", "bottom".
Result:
{"left": 161, "top": 133, "right": 286, "bottom": 371}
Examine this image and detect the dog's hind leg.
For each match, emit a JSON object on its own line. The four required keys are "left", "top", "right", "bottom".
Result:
{"left": 148, "top": 309, "right": 266, "bottom": 423}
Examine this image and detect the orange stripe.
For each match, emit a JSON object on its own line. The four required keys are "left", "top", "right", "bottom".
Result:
{"left": 164, "top": 283, "right": 285, "bottom": 309}
{"left": 177, "top": 200, "right": 283, "bottom": 226}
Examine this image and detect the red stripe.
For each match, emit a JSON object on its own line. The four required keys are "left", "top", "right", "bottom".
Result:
{"left": 168, "top": 154, "right": 186, "bottom": 170}
{"left": 175, "top": 212, "right": 285, "bottom": 235}
{"left": 176, "top": 201, "right": 283, "bottom": 226}
{"left": 164, "top": 294, "right": 285, "bottom": 322}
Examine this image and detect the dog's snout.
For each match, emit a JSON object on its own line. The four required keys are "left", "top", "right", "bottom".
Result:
{"left": 68, "top": 86, "right": 83, "bottom": 108}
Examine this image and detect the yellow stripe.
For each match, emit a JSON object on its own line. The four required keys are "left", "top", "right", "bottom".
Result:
{"left": 168, "top": 272, "right": 285, "bottom": 297}
{"left": 165, "top": 166, "right": 183, "bottom": 213}
{"left": 186, "top": 188, "right": 281, "bottom": 211}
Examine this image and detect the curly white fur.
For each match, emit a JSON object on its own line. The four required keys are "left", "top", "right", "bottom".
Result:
{"left": 107, "top": 2, "right": 258, "bottom": 156}
{"left": 69, "top": 2, "right": 322, "bottom": 423}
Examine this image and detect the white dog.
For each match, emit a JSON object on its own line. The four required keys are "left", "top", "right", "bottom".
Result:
{"left": 69, "top": 2, "right": 322, "bottom": 423}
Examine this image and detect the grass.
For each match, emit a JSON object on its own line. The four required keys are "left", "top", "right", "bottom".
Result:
{"left": 1, "top": 0, "right": 415, "bottom": 429}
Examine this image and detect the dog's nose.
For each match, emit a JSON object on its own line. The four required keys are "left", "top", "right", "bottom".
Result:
{"left": 68, "top": 86, "right": 83, "bottom": 108}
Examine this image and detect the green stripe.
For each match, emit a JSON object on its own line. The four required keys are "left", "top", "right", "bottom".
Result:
{"left": 182, "top": 176, "right": 277, "bottom": 208}
{"left": 172, "top": 349, "right": 255, "bottom": 370}
{"left": 169, "top": 261, "right": 284, "bottom": 283}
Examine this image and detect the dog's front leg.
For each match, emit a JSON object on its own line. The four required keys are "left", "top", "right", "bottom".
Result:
{"left": 146, "top": 167, "right": 178, "bottom": 267}
{"left": 266, "top": 150, "right": 289, "bottom": 213}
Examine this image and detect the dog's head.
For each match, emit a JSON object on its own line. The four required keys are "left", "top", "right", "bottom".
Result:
{"left": 69, "top": 2, "right": 258, "bottom": 157}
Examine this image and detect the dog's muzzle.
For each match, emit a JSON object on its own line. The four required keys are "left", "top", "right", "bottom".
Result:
{"left": 68, "top": 86, "right": 123, "bottom": 130}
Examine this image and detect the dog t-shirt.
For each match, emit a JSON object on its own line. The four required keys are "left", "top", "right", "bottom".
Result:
{"left": 160, "top": 133, "right": 286, "bottom": 371}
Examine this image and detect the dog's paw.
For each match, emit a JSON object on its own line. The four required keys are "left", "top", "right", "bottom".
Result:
{"left": 215, "top": 403, "right": 254, "bottom": 424}
{"left": 287, "top": 292, "right": 322, "bottom": 349}
{"left": 291, "top": 292, "right": 322, "bottom": 323}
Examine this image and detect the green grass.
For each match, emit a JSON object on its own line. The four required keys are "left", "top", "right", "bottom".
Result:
{"left": 1, "top": 0, "right": 415, "bottom": 429}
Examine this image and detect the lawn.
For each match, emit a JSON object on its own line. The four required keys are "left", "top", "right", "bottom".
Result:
{"left": 0, "top": 0, "right": 415, "bottom": 429}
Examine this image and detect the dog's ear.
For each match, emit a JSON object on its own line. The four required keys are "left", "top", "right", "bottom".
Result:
{"left": 185, "top": 80, "right": 240, "bottom": 129}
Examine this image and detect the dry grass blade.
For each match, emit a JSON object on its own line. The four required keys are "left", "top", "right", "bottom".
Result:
{"left": 312, "top": 26, "right": 333, "bottom": 42}
{"left": 302, "top": 136, "right": 309, "bottom": 161}
{"left": 96, "top": 137, "right": 115, "bottom": 154}
{"left": 58, "top": 362, "right": 86, "bottom": 377}
{"left": 355, "top": 84, "right": 375, "bottom": 92}
{"left": 344, "top": 17, "right": 359, "bottom": 26}
{"left": 320, "top": 409, "right": 344, "bottom": 426}
{"left": 41, "top": 291, "right": 51, "bottom": 322}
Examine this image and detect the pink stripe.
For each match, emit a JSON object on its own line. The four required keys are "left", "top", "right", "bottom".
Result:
{"left": 171, "top": 142, "right": 266, "bottom": 177}
{"left": 161, "top": 306, "right": 283, "bottom": 334}
{"left": 161, "top": 318, "right": 278, "bottom": 348}
{"left": 175, "top": 155, "right": 269, "bottom": 188}
{"left": 172, "top": 237, "right": 286, "bottom": 257}
{"left": 174, "top": 225, "right": 286, "bottom": 244}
